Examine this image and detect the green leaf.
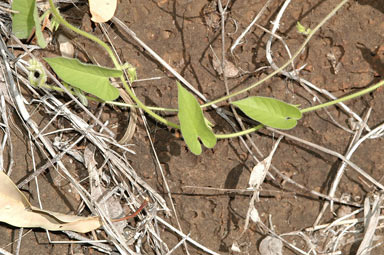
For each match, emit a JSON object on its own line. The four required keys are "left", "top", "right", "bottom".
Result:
{"left": 296, "top": 21, "right": 312, "bottom": 35}
{"left": 11, "top": 0, "right": 47, "bottom": 48}
{"left": 44, "top": 57, "right": 121, "bottom": 101}
{"left": 177, "top": 83, "right": 216, "bottom": 155}
{"left": 232, "top": 96, "right": 302, "bottom": 129}
{"left": 12, "top": 0, "right": 35, "bottom": 39}
{"left": 32, "top": 2, "right": 47, "bottom": 48}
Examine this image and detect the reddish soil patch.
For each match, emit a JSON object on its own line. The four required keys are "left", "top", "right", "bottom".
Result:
{"left": 1, "top": 0, "right": 384, "bottom": 254}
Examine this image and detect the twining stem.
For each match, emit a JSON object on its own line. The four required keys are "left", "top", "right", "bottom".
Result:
{"left": 48, "top": 1, "right": 119, "bottom": 68}
{"left": 201, "top": 0, "right": 350, "bottom": 108}
{"left": 215, "top": 124, "right": 264, "bottom": 139}
{"left": 48, "top": 0, "right": 179, "bottom": 129}
{"left": 216, "top": 79, "right": 384, "bottom": 139}
{"left": 300, "top": 80, "right": 384, "bottom": 113}
{"left": 119, "top": 76, "right": 180, "bottom": 128}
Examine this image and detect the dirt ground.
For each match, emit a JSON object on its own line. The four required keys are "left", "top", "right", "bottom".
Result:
{"left": 1, "top": 0, "right": 384, "bottom": 254}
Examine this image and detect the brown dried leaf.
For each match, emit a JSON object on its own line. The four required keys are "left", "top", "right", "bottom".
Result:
{"left": 0, "top": 171, "right": 101, "bottom": 233}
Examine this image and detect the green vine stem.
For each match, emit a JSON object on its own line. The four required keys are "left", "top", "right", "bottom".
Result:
{"left": 119, "top": 80, "right": 180, "bottom": 128}
{"left": 300, "top": 80, "right": 384, "bottom": 113}
{"left": 201, "top": 0, "right": 350, "bottom": 108}
{"left": 48, "top": 1, "right": 119, "bottom": 68}
{"left": 48, "top": 0, "right": 180, "bottom": 129}
{"left": 215, "top": 124, "right": 264, "bottom": 139}
{"left": 215, "top": 79, "right": 384, "bottom": 139}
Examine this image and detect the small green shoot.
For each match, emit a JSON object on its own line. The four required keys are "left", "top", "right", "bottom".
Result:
{"left": 40, "top": 8, "right": 60, "bottom": 33}
{"left": 296, "top": 21, "right": 312, "bottom": 35}
{"left": 232, "top": 96, "right": 302, "bottom": 130}
{"left": 44, "top": 57, "right": 121, "bottom": 101}
{"left": 49, "top": 15, "right": 60, "bottom": 32}
{"left": 73, "top": 87, "right": 88, "bottom": 106}
{"left": 177, "top": 83, "right": 216, "bottom": 155}
{"left": 122, "top": 63, "right": 137, "bottom": 83}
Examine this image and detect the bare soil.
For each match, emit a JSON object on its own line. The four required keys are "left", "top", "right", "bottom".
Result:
{"left": 1, "top": 0, "right": 384, "bottom": 254}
